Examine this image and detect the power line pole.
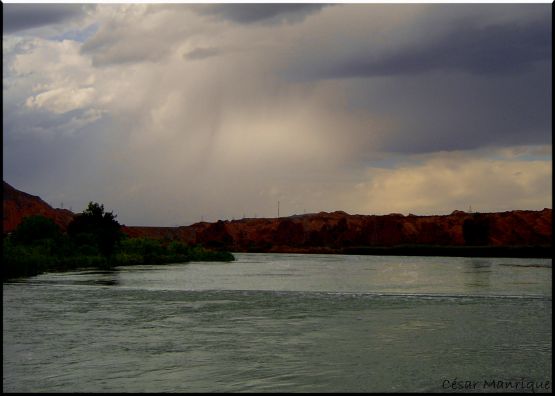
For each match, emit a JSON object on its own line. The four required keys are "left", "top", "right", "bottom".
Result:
{"left": 278, "top": 200, "right": 280, "bottom": 218}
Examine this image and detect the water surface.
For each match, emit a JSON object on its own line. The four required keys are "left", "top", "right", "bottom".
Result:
{"left": 3, "top": 253, "right": 552, "bottom": 392}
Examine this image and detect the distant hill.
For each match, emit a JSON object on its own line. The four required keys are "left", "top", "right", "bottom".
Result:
{"left": 3, "top": 181, "right": 75, "bottom": 233}
{"left": 134, "top": 209, "right": 551, "bottom": 255}
{"left": 3, "top": 181, "right": 552, "bottom": 256}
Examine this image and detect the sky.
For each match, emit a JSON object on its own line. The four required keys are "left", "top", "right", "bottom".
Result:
{"left": 3, "top": 3, "right": 552, "bottom": 226}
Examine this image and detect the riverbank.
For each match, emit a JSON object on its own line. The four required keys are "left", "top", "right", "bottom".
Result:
{"left": 340, "top": 245, "right": 553, "bottom": 258}
{"left": 3, "top": 236, "right": 235, "bottom": 281}
{"left": 233, "top": 244, "right": 552, "bottom": 259}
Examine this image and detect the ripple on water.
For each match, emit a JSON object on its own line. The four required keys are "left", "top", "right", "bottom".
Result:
{"left": 3, "top": 253, "right": 552, "bottom": 392}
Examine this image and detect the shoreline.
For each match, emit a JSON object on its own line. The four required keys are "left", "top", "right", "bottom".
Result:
{"left": 237, "top": 245, "right": 553, "bottom": 259}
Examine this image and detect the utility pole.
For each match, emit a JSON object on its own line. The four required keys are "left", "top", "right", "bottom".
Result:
{"left": 278, "top": 200, "right": 280, "bottom": 218}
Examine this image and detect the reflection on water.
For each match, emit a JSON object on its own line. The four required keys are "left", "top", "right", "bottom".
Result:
{"left": 9, "top": 253, "right": 551, "bottom": 297}
{"left": 89, "top": 277, "right": 119, "bottom": 286}
{"left": 499, "top": 263, "right": 552, "bottom": 268}
{"left": 3, "top": 253, "right": 552, "bottom": 392}
{"left": 15, "top": 269, "right": 122, "bottom": 286}
{"left": 78, "top": 270, "right": 120, "bottom": 286}
{"left": 463, "top": 258, "right": 492, "bottom": 289}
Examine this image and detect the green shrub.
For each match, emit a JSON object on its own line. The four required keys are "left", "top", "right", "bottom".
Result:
{"left": 4, "top": 206, "right": 235, "bottom": 281}
{"left": 11, "top": 216, "right": 61, "bottom": 245}
{"left": 68, "top": 202, "right": 122, "bottom": 257}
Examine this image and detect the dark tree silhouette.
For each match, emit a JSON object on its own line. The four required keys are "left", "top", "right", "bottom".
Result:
{"left": 463, "top": 214, "right": 490, "bottom": 246}
{"left": 67, "top": 202, "right": 122, "bottom": 257}
{"left": 11, "top": 215, "right": 61, "bottom": 245}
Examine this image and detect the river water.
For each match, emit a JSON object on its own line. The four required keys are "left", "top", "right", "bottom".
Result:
{"left": 3, "top": 253, "right": 552, "bottom": 392}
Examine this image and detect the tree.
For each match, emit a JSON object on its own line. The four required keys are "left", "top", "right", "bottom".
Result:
{"left": 67, "top": 202, "right": 122, "bottom": 257}
{"left": 463, "top": 214, "right": 490, "bottom": 246}
{"left": 11, "top": 215, "right": 61, "bottom": 245}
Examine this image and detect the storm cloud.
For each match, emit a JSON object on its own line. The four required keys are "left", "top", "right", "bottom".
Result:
{"left": 321, "top": 19, "right": 551, "bottom": 78}
{"left": 3, "top": 4, "right": 551, "bottom": 226}
{"left": 192, "top": 4, "right": 328, "bottom": 25}
{"left": 3, "top": 4, "right": 90, "bottom": 34}
{"left": 284, "top": 4, "right": 551, "bottom": 81}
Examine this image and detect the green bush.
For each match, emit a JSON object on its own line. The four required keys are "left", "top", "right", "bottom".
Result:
{"left": 11, "top": 216, "right": 62, "bottom": 245}
{"left": 4, "top": 206, "right": 234, "bottom": 281}
{"left": 68, "top": 202, "right": 122, "bottom": 257}
{"left": 3, "top": 238, "right": 59, "bottom": 279}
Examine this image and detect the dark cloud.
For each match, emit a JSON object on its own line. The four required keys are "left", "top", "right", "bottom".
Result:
{"left": 193, "top": 4, "right": 328, "bottom": 25}
{"left": 3, "top": 4, "right": 90, "bottom": 34}
{"left": 3, "top": 3, "right": 551, "bottom": 224}
{"left": 320, "top": 18, "right": 551, "bottom": 78}
{"left": 184, "top": 47, "right": 221, "bottom": 61}
{"left": 3, "top": 105, "right": 113, "bottom": 212}
{"left": 345, "top": 61, "right": 551, "bottom": 155}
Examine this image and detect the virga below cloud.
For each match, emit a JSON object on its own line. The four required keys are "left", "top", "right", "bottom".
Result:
{"left": 3, "top": 4, "right": 551, "bottom": 226}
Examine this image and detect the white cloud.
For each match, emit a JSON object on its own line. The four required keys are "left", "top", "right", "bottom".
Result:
{"left": 8, "top": 38, "right": 100, "bottom": 117}
{"left": 26, "top": 86, "right": 96, "bottom": 114}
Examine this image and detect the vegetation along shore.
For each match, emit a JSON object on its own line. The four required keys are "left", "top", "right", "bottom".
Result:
{"left": 3, "top": 202, "right": 234, "bottom": 281}
{"left": 3, "top": 180, "right": 551, "bottom": 281}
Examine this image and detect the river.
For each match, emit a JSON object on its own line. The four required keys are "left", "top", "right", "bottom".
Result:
{"left": 3, "top": 253, "right": 552, "bottom": 392}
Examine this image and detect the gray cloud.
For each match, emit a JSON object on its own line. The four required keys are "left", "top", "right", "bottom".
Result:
{"left": 79, "top": 5, "right": 201, "bottom": 66}
{"left": 353, "top": 62, "right": 552, "bottom": 154}
{"left": 323, "top": 19, "right": 551, "bottom": 78}
{"left": 274, "top": 4, "right": 551, "bottom": 155}
{"left": 3, "top": 3, "right": 552, "bottom": 226}
{"left": 79, "top": 19, "right": 170, "bottom": 66}
{"left": 193, "top": 4, "right": 328, "bottom": 25}
{"left": 3, "top": 4, "right": 90, "bottom": 34}
{"left": 3, "top": 104, "right": 114, "bottom": 212}
{"left": 184, "top": 47, "right": 221, "bottom": 61}
{"left": 81, "top": 38, "right": 169, "bottom": 66}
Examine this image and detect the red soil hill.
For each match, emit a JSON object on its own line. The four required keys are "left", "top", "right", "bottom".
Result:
{"left": 3, "top": 181, "right": 75, "bottom": 233}
{"left": 4, "top": 181, "right": 552, "bottom": 253}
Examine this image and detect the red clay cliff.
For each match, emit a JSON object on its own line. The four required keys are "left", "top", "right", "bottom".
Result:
{"left": 3, "top": 181, "right": 552, "bottom": 253}
{"left": 3, "top": 181, "right": 74, "bottom": 233}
